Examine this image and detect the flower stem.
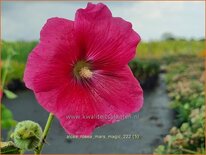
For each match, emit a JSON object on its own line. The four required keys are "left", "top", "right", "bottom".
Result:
{"left": 178, "top": 147, "right": 198, "bottom": 154}
{"left": 1, "top": 54, "right": 12, "bottom": 89}
{"left": 35, "top": 113, "right": 54, "bottom": 154}
{"left": 20, "top": 149, "right": 24, "bottom": 154}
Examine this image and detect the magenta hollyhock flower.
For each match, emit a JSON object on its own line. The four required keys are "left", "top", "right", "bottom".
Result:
{"left": 0, "top": 89, "right": 2, "bottom": 101}
{"left": 24, "top": 3, "right": 143, "bottom": 136}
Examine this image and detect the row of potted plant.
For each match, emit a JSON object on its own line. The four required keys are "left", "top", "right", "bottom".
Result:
{"left": 154, "top": 55, "right": 205, "bottom": 154}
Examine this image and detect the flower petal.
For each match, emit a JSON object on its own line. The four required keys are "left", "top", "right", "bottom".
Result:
{"left": 90, "top": 65, "right": 143, "bottom": 124}
{"left": 24, "top": 18, "right": 79, "bottom": 93}
{"left": 23, "top": 45, "right": 69, "bottom": 92}
{"left": 35, "top": 81, "right": 98, "bottom": 135}
{"left": 40, "top": 17, "right": 73, "bottom": 45}
{"left": 39, "top": 17, "right": 82, "bottom": 62}
{"left": 35, "top": 65, "right": 143, "bottom": 136}
{"left": 75, "top": 3, "right": 141, "bottom": 70}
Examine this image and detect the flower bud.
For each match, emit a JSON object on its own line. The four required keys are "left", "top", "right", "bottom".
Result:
{"left": 176, "top": 133, "right": 183, "bottom": 139}
{"left": 180, "top": 123, "right": 189, "bottom": 132}
{"left": 163, "top": 135, "right": 172, "bottom": 143}
{"left": 170, "top": 126, "right": 178, "bottom": 135}
{"left": 12, "top": 120, "right": 42, "bottom": 150}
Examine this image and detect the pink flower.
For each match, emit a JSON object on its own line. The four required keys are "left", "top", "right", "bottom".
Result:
{"left": 0, "top": 89, "right": 3, "bottom": 101}
{"left": 24, "top": 3, "right": 143, "bottom": 136}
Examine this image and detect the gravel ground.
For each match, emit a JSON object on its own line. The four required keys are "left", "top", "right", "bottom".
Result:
{"left": 2, "top": 75, "right": 174, "bottom": 153}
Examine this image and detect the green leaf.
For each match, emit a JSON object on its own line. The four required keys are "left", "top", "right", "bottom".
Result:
{"left": 1, "top": 104, "right": 17, "bottom": 129}
{"left": 3, "top": 90, "right": 17, "bottom": 99}
{"left": 7, "top": 47, "right": 18, "bottom": 57}
{"left": 0, "top": 141, "right": 21, "bottom": 154}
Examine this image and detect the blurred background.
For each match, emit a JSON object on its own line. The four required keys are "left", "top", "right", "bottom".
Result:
{"left": 1, "top": 1, "right": 205, "bottom": 154}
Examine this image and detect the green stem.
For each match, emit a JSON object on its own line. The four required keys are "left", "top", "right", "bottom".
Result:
{"left": 178, "top": 147, "right": 198, "bottom": 154}
{"left": 35, "top": 113, "right": 54, "bottom": 154}
{"left": 20, "top": 149, "right": 24, "bottom": 154}
{"left": 1, "top": 48, "right": 16, "bottom": 91}
{"left": 1, "top": 54, "right": 12, "bottom": 89}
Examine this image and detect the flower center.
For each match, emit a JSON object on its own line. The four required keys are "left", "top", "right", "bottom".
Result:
{"left": 79, "top": 67, "right": 93, "bottom": 78}
{"left": 73, "top": 61, "right": 93, "bottom": 79}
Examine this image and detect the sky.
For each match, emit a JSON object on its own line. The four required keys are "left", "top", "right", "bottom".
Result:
{"left": 2, "top": 1, "right": 205, "bottom": 41}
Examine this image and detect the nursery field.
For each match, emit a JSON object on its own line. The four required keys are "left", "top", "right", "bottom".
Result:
{"left": 1, "top": 40, "right": 205, "bottom": 88}
{"left": 1, "top": 39, "right": 205, "bottom": 61}
{"left": 1, "top": 40, "right": 205, "bottom": 154}
{"left": 154, "top": 55, "right": 205, "bottom": 154}
{"left": 137, "top": 40, "right": 205, "bottom": 59}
